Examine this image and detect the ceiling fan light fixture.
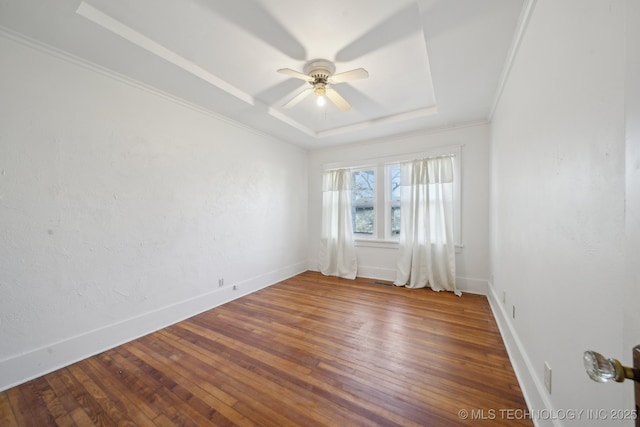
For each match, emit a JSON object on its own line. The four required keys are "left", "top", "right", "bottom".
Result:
{"left": 277, "top": 59, "right": 367, "bottom": 112}
{"left": 316, "top": 96, "right": 326, "bottom": 107}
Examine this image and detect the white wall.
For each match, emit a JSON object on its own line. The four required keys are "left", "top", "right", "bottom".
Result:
{"left": 490, "top": 1, "right": 637, "bottom": 425}
{"left": 307, "top": 123, "right": 491, "bottom": 293}
{"left": 624, "top": 0, "right": 640, "bottom": 384}
{"left": 0, "top": 33, "right": 308, "bottom": 391}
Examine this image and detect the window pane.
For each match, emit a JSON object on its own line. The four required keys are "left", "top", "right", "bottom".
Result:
{"left": 352, "top": 169, "right": 375, "bottom": 236}
{"left": 353, "top": 206, "right": 374, "bottom": 234}
{"left": 390, "top": 166, "right": 401, "bottom": 202}
{"left": 352, "top": 170, "right": 375, "bottom": 203}
{"left": 391, "top": 205, "right": 400, "bottom": 236}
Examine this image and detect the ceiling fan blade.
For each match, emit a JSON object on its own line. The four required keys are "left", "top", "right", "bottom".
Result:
{"left": 277, "top": 68, "right": 313, "bottom": 82}
{"left": 325, "top": 88, "right": 351, "bottom": 111}
{"left": 283, "top": 88, "right": 313, "bottom": 108}
{"left": 328, "top": 68, "right": 369, "bottom": 84}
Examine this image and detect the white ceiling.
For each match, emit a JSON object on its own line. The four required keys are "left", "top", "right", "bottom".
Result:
{"left": 0, "top": 0, "right": 525, "bottom": 149}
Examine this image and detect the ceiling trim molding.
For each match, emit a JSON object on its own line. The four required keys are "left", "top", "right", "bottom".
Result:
{"left": 0, "top": 25, "right": 297, "bottom": 148}
{"left": 311, "top": 119, "right": 489, "bottom": 152}
{"left": 74, "top": 1, "right": 443, "bottom": 144}
{"left": 76, "top": 1, "right": 255, "bottom": 106}
{"left": 4, "top": 1, "right": 524, "bottom": 148}
{"left": 317, "top": 106, "right": 439, "bottom": 138}
{"left": 488, "top": 0, "right": 538, "bottom": 120}
{"left": 75, "top": 2, "right": 373, "bottom": 142}
{"left": 266, "top": 108, "right": 316, "bottom": 137}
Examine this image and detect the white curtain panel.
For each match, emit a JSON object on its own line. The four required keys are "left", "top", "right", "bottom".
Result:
{"left": 394, "top": 156, "right": 459, "bottom": 295}
{"left": 319, "top": 169, "right": 358, "bottom": 279}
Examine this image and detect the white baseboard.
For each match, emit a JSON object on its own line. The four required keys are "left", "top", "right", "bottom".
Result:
{"left": 0, "top": 261, "right": 307, "bottom": 392}
{"left": 486, "top": 281, "right": 558, "bottom": 427}
{"left": 454, "top": 276, "right": 488, "bottom": 294}
{"left": 309, "top": 263, "right": 489, "bottom": 295}
{"left": 356, "top": 265, "right": 489, "bottom": 295}
{"left": 356, "top": 265, "right": 397, "bottom": 282}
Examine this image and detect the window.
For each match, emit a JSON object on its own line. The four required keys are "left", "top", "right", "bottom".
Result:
{"left": 387, "top": 164, "right": 401, "bottom": 237}
{"left": 350, "top": 164, "right": 402, "bottom": 241}
{"left": 324, "top": 146, "right": 462, "bottom": 246}
{"left": 351, "top": 169, "right": 375, "bottom": 235}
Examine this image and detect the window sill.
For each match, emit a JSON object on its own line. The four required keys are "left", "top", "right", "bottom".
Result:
{"left": 354, "top": 239, "right": 465, "bottom": 253}
{"left": 354, "top": 239, "right": 399, "bottom": 249}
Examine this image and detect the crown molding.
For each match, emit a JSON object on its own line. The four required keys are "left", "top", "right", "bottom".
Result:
{"left": 0, "top": 25, "right": 299, "bottom": 148}
{"left": 488, "top": 0, "right": 538, "bottom": 120}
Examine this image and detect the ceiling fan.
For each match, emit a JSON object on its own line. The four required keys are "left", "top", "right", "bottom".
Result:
{"left": 277, "top": 59, "right": 369, "bottom": 111}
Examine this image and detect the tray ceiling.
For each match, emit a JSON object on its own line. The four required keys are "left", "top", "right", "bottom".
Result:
{"left": 0, "top": 0, "right": 525, "bottom": 148}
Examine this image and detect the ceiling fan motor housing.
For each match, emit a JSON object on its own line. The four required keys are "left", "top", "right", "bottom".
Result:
{"left": 304, "top": 59, "right": 335, "bottom": 84}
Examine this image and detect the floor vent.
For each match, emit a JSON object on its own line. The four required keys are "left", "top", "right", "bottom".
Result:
{"left": 373, "top": 280, "right": 393, "bottom": 287}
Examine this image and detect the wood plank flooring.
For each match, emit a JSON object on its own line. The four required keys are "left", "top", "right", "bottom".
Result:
{"left": 0, "top": 271, "right": 532, "bottom": 426}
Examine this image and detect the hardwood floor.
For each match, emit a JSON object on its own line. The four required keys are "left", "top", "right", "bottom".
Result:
{"left": 0, "top": 271, "right": 532, "bottom": 426}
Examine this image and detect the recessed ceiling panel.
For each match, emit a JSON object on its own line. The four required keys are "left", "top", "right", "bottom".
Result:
{"left": 79, "top": 0, "right": 437, "bottom": 138}
{"left": 0, "top": 0, "right": 526, "bottom": 147}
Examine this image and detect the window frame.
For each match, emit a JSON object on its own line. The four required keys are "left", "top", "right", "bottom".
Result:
{"left": 385, "top": 163, "right": 401, "bottom": 241}
{"left": 323, "top": 145, "right": 463, "bottom": 248}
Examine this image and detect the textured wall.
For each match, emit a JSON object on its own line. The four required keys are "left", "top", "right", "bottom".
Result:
{"left": 490, "top": 0, "right": 632, "bottom": 425}
{"left": 624, "top": 0, "right": 640, "bottom": 375}
{"left": 0, "top": 34, "right": 308, "bottom": 389}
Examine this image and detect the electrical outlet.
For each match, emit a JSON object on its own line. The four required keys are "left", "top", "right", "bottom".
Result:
{"left": 218, "top": 278, "right": 224, "bottom": 287}
{"left": 233, "top": 285, "right": 237, "bottom": 290}
{"left": 544, "top": 362, "right": 552, "bottom": 394}
{"left": 512, "top": 305, "right": 516, "bottom": 319}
